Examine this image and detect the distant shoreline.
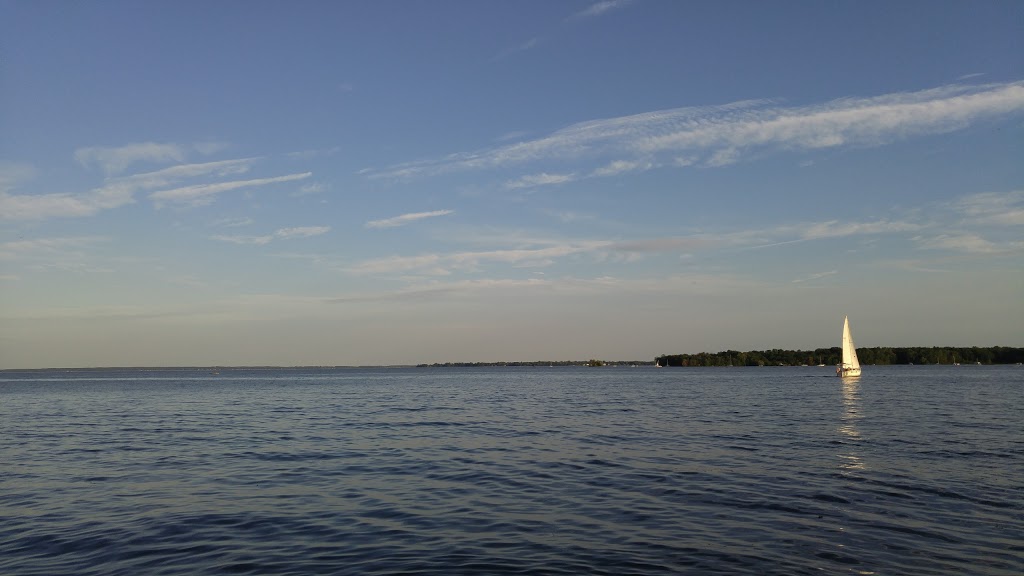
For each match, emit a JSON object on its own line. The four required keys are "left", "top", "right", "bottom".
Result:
{"left": 0, "top": 362, "right": 651, "bottom": 372}
{"left": 3, "top": 345, "right": 1023, "bottom": 371}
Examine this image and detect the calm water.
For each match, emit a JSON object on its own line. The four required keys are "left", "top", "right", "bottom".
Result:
{"left": 0, "top": 365, "right": 1021, "bottom": 575}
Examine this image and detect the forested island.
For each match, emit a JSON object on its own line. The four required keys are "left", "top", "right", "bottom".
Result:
{"left": 655, "top": 346, "right": 1024, "bottom": 367}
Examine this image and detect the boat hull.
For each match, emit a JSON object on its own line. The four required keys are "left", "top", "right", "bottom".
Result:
{"left": 837, "top": 366, "right": 862, "bottom": 377}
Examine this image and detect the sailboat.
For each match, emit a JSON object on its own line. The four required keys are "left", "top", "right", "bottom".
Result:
{"left": 836, "top": 315, "right": 862, "bottom": 378}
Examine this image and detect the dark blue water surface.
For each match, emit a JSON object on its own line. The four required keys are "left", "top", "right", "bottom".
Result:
{"left": 1, "top": 365, "right": 1021, "bottom": 575}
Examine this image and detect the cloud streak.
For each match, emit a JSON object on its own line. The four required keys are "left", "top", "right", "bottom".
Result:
{"left": 346, "top": 241, "right": 610, "bottom": 276}
{"left": 121, "top": 158, "right": 257, "bottom": 190}
{"left": 73, "top": 142, "right": 231, "bottom": 175}
{"left": 365, "top": 209, "right": 454, "bottom": 228}
{"left": 0, "top": 184, "right": 136, "bottom": 220}
{"left": 504, "top": 173, "right": 577, "bottom": 189}
{"left": 915, "top": 233, "right": 1013, "bottom": 254}
{"left": 954, "top": 190, "right": 1024, "bottom": 226}
{"left": 0, "top": 155, "right": 268, "bottom": 220}
{"left": 346, "top": 213, "right": 940, "bottom": 278}
{"left": 75, "top": 143, "right": 186, "bottom": 175}
{"left": 493, "top": 37, "right": 541, "bottom": 61}
{"left": 570, "top": 0, "right": 634, "bottom": 20}
{"left": 366, "top": 82, "right": 1024, "bottom": 181}
{"left": 212, "top": 226, "right": 330, "bottom": 246}
{"left": 0, "top": 236, "right": 108, "bottom": 261}
{"left": 150, "top": 172, "right": 312, "bottom": 207}
{"left": 792, "top": 270, "right": 839, "bottom": 283}
{"left": 591, "top": 159, "right": 653, "bottom": 177}
{"left": 799, "top": 220, "right": 921, "bottom": 240}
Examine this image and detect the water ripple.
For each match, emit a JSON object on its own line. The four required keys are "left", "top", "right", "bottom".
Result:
{"left": 1, "top": 366, "right": 1021, "bottom": 575}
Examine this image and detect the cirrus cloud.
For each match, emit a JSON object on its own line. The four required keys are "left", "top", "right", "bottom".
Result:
{"left": 365, "top": 209, "right": 454, "bottom": 229}
{"left": 75, "top": 142, "right": 186, "bottom": 175}
{"left": 150, "top": 172, "right": 312, "bottom": 208}
{"left": 366, "top": 82, "right": 1024, "bottom": 182}
{"left": 0, "top": 154, "right": 271, "bottom": 221}
{"left": 211, "top": 226, "right": 330, "bottom": 246}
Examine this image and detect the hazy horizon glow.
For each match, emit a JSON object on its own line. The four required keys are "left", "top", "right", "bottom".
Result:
{"left": 2, "top": 1, "right": 1022, "bottom": 368}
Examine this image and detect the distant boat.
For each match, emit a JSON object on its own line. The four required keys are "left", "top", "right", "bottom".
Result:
{"left": 836, "top": 315, "right": 862, "bottom": 378}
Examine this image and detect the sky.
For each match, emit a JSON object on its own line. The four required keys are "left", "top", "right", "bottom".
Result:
{"left": 1, "top": 1, "right": 1023, "bottom": 368}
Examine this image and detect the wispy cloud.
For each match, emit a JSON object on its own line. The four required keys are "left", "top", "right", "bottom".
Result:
{"left": 505, "top": 172, "right": 577, "bottom": 189}
{"left": 957, "top": 72, "right": 986, "bottom": 81}
{"left": 366, "top": 82, "right": 1024, "bottom": 181}
{"left": 211, "top": 226, "right": 330, "bottom": 245}
{"left": 121, "top": 158, "right": 257, "bottom": 190}
{"left": 915, "top": 233, "right": 1008, "bottom": 254}
{"left": 74, "top": 142, "right": 229, "bottom": 175}
{"left": 0, "top": 161, "right": 36, "bottom": 191}
{"left": 735, "top": 218, "right": 922, "bottom": 250}
{"left": 569, "top": 0, "right": 634, "bottom": 20}
{"left": 954, "top": 190, "right": 1024, "bottom": 226}
{"left": 0, "top": 236, "right": 108, "bottom": 261}
{"left": 496, "top": 130, "right": 530, "bottom": 142}
{"left": 75, "top": 142, "right": 186, "bottom": 175}
{"left": 634, "top": 82, "right": 1024, "bottom": 155}
{"left": 291, "top": 182, "right": 326, "bottom": 197}
{"left": 347, "top": 241, "right": 609, "bottom": 276}
{"left": 792, "top": 270, "right": 838, "bottom": 283}
{"left": 328, "top": 278, "right": 554, "bottom": 304}
{"left": 706, "top": 148, "right": 740, "bottom": 167}
{"left": 591, "top": 159, "right": 654, "bottom": 177}
{"left": 1, "top": 156, "right": 263, "bottom": 221}
{"left": 329, "top": 273, "right": 762, "bottom": 306}
{"left": 150, "top": 172, "right": 312, "bottom": 208}
{"left": 0, "top": 184, "right": 136, "bottom": 220}
{"left": 315, "top": 189, "right": 1016, "bottom": 282}
{"left": 193, "top": 141, "right": 230, "bottom": 156}
{"left": 799, "top": 219, "right": 921, "bottom": 240}
{"left": 607, "top": 237, "right": 707, "bottom": 253}
{"left": 493, "top": 37, "right": 541, "bottom": 61}
{"left": 0, "top": 237, "right": 110, "bottom": 274}
{"left": 276, "top": 226, "right": 330, "bottom": 239}
{"left": 348, "top": 214, "right": 930, "bottom": 276}
{"left": 365, "top": 209, "right": 454, "bottom": 229}
{"left": 546, "top": 210, "right": 596, "bottom": 223}
{"left": 212, "top": 216, "right": 255, "bottom": 228}
{"left": 286, "top": 146, "right": 341, "bottom": 159}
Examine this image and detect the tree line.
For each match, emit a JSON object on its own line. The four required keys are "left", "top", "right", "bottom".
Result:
{"left": 655, "top": 346, "right": 1024, "bottom": 367}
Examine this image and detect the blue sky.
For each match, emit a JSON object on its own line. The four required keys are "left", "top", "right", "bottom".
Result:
{"left": 2, "top": 1, "right": 1022, "bottom": 368}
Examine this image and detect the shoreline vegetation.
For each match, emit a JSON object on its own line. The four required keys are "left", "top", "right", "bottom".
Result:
{"left": 652, "top": 346, "right": 1024, "bottom": 367}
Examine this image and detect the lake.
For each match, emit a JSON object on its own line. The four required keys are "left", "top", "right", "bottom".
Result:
{"left": 1, "top": 365, "right": 1021, "bottom": 575}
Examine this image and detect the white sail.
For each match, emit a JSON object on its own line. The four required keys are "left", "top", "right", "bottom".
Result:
{"left": 838, "top": 315, "right": 862, "bottom": 377}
